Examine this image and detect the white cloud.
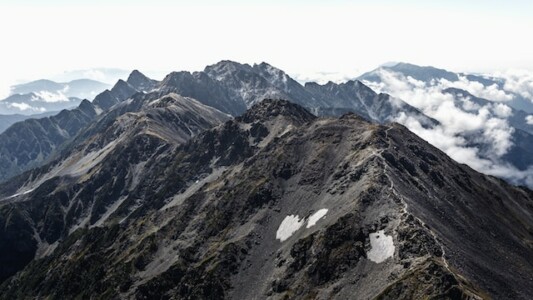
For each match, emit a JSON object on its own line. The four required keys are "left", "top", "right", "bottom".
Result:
{"left": 82, "top": 69, "right": 107, "bottom": 82}
{"left": 292, "top": 70, "right": 357, "bottom": 85}
{"left": 395, "top": 111, "right": 530, "bottom": 186}
{"left": 439, "top": 76, "right": 513, "bottom": 102}
{"left": 6, "top": 102, "right": 46, "bottom": 112}
{"left": 461, "top": 97, "right": 481, "bottom": 111}
{"left": 526, "top": 115, "right": 533, "bottom": 125}
{"left": 495, "top": 69, "right": 533, "bottom": 102}
{"left": 7, "top": 102, "right": 32, "bottom": 111}
{"left": 33, "top": 91, "right": 70, "bottom": 103}
{"left": 482, "top": 118, "right": 514, "bottom": 157}
{"left": 368, "top": 68, "right": 531, "bottom": 187}
{"left": 492, "top": 103, "right": 513, "bottom": 118}
{"left": 0, "top": 74, "right": 15, "bottom": 100}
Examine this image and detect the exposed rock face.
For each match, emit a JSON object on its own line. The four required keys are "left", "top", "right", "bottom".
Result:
{"left": 1, "top": 99, "right": 531, "bottom": 299}
{"left": 0, "top": 92, "right": 229, "bottom": 284}
{"left": 127, "top": 70, "right": 158, "bottom": 92}
{"left": 158, "top": 60, "right": 424, "bottom": 124}
{"left": 159, "top": 70, "right": 248, "bottom": 116}
{"left": 305, "top": 80, "right": 435, "bottom": 124}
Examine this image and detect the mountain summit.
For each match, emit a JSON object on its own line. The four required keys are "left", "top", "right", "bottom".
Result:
{"left": 237, "top": 98, "right": 316, "bottom": 124}
{"left": 126, "top": 70, "right": 157, "bottom": 92}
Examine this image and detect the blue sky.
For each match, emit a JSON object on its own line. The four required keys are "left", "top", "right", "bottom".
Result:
{"left": 0, "top": 0, "right": 532, "bottom": 95}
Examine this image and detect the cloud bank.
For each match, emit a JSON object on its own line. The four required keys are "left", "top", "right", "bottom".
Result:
{"left": 5, "top": 102, "right": 46, "bottom": 113}
{"left": 363, "top": 69, "right": 533, "bottom": 188}
{"left": 495, "top": 69, "right": 533, "bottom": 101}
{"left": 32, "top": 90, "right": 71, "bottom": 103}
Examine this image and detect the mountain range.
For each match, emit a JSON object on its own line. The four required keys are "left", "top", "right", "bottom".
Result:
{"left": 0, "top": 61, "right": 532, "bottom": 298}
{"left": 0, "top": 62, "right": 434, "bottom": 183}
{"left": 0, "top": 97, "right": 532, "bottom": 299}
{"left": 0, "top": 79, "right": 110, "bottom": 116}
{"left": 0, "top": 78, "right": 139, "bottom": 182}
{"left": 0, "top": 61, "right": 532, "bottom": 188}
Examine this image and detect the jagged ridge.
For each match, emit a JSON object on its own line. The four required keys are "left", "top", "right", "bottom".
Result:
{"left": 0, "top": 100, "right": 530, "bottom": 299}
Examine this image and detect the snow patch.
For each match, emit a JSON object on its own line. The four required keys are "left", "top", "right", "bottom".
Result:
{"left": 276, "top": 215, "right": 304, "bottom": 242}
{"left": 279, "top": 124, "right": 295, "bottom": 137}
{"left": 94, "top": 106, "right": 103, "bottom": 115}
{"left": 367, "top": 230, "right": 395, "bottom": 263}
{"left": 306, "top": 209, "right": 328, "bottom": 228}
{"left": 2, "top": 188, "right": 35, "bottom": 201}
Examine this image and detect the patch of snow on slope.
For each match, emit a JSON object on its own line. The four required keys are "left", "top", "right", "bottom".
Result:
{"left": 306, "top": 209, "right": 328, "bottom": 228}
{"left": 94, "top": 106, "right": 103, "bottom": 115}
{"left": 367, "top": 230, "right": 395, "bottom": 263}
{"left": 276, "top": 215, "right": 304, "bottom": 242}
{"left": 3, "top": 188, "right": 34, "bottom": 200}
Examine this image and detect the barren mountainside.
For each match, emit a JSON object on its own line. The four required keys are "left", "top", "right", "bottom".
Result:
{"left": 0, "top": 99, "right": 532, "bottom": 299}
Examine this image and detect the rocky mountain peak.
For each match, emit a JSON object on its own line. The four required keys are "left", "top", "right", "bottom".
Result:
{"left": 159, "top": 71, "right": 192, "bottom": 88}
{"left": 91, "top": 90, "right": 117, "bottom": 110}
{"left": 110, "top": 79, "right": 136, "bottom": 98}
{"left": 253, "top": 61, "right": 277, "bottom": 71}
{"left": 236, "top": 98, "right": 316, "bottom": 124}
{"left": 204, "top": 60, "right": 253, "bottom": 76}
{"left": 126, "top": 70, "right": 155, "bottom": 92}
{"left": 252, "top": 62, "right": 289, "bottom": 82}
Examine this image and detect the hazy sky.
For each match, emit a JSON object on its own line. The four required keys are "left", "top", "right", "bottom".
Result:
{"left": 0, "top": 0, "right": 532, "bottom": 97}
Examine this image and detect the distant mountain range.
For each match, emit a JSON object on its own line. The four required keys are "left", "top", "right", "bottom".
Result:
{"left": 49, "top": 68, "right": 132, "bottom": 84}
{"left": 0, "top": 77, "right": 139, "bottom": 182}
{"left": 0, "top": 93, "right": 82, "bottom": 115}
{"left": 0, "top": 111, "right": 58, "bottom": 134}
{"left": 359, "top": 62, "right": 533, "bottom": 113}
{"left": 10, "top": 79, "right": 110, "bottom": 100}
{"left": 0, "top": 79, "right": 110, "bottom": 116}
